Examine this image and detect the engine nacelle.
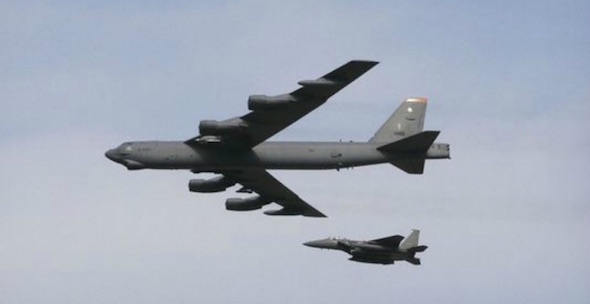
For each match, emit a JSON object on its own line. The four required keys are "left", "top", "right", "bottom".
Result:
{"left": 199, "top": 119, "right": 247, "bottom": 136}
{"left": 225, "top": 196, "right": 269, "bottom": 211}
{"left": 248, "top": 94, "right": 297, "bottom": 110}
{"left": 188, "top": 176, "right": 235, "bottom": 193}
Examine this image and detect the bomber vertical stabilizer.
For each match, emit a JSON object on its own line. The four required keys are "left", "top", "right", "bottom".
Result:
{"left": 369, "top": 97, "right": 428, "bottom": 143}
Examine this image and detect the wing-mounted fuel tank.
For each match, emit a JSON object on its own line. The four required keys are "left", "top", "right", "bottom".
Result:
{"left": 225, "top": 195, "right": 271, "bottom": 211}
{"left": 199, "top": 118, "right": 248, "bottom": 136}
{"left": 247, "top": 94, "right": 297, "bottom": 110}
{"left": 188, "top": 176, "right": 235, "bottom": 193}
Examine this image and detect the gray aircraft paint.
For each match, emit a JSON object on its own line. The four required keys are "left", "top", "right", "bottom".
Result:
{"left": 105, "top": 61, "right": 450, "bottom": 217}
{"left": 304, "top": 230, "right": 427, "bottom": 265}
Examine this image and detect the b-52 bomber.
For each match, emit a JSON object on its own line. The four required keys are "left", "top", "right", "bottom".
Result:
{"left": 105, "top": 60, "right": 450, "bottom": 217}
{"left": 304, "top": 230, "right": 427, "bottom": 265}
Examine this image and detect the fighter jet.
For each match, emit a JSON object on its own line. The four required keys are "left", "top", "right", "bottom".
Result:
{"left": 304, "top": 230, "right": 427, "bottom": 265}
{"left": 105, "top": 60, "right": 450, "bottom": 217}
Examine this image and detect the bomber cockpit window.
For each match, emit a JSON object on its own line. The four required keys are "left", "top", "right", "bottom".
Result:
{"left": 119, "top": 142, "right": 133, "bottom": 155}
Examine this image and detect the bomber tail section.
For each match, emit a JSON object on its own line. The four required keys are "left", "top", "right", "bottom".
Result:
{"left": 370, "top": 97, "right": 449, "bottom": 174}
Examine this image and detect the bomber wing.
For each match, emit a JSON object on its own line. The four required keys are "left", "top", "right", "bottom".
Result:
{"left": 185, "top": 60, "right": 378, "bottom": 148}
{"left": 223, "top": 169, "right": 326, "bottom": 217}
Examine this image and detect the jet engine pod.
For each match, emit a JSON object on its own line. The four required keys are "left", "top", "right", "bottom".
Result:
{"left": 247, "top": 94, "right": 297, "bottom": 110}
{"left": 188, "top": 176, "right": 235, "bottom": 193}
{"left": 225, "top": 196, "right": 270, "bottom": 211}
{"left": 199, "top": 119, "right": 247, "bottom": 136}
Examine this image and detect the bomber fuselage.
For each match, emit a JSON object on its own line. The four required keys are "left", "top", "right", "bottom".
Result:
{"left": 105, "top": 141, "right": 450, "bottom": 171}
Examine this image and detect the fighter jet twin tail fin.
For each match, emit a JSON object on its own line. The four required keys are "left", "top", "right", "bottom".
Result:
{"left": 400, "top": 230, "right": 427, "bottom": 265}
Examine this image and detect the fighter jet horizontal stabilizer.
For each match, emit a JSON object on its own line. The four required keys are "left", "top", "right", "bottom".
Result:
{"left": 408, "top": 245, "right": 428, "bottom": 253}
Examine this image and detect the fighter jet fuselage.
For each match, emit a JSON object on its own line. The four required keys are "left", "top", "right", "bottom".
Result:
{"left": 304, "top": 230, "right": 427, "bottom": 265}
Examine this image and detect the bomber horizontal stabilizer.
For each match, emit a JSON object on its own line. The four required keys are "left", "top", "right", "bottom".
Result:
{"left": 376, "top": 131, "right": 440, "bottom": 153}
{"left": 389, "top": 159, "right": 425, "bottom": 174}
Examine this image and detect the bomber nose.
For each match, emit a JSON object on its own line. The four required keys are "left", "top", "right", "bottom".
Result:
{"left": 105, "top": 149, "right": 118, "bottom": 161}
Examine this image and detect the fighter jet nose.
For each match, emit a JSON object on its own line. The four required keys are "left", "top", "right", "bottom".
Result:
{"left": 303, "top": 240, "right": 326, "bottom": 248}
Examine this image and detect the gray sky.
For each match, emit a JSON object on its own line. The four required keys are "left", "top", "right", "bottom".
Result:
{"left": 1, "top": 1, "right": 589, "bottom": 303}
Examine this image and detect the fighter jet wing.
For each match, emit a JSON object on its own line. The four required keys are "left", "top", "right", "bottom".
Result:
{"left": 222, "top": 169, "right": 327, "bottom": 217}
{"left": 185, "top": 60, "right": 378, "bottom": 148}
{"left": 369, "top": 235, "right": 404, "bottom": 247}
